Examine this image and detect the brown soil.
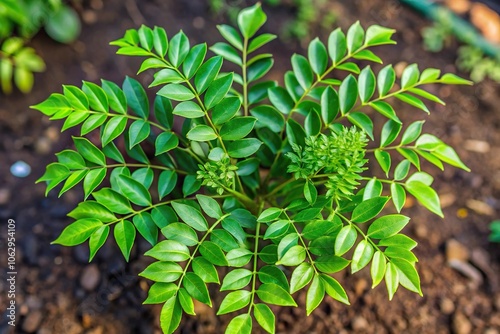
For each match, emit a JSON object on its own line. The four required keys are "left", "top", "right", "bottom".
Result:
{"left": 1, "top": 0, "right": 499, "bottom": 333}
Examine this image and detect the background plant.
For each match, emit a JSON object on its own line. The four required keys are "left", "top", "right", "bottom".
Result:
{"left": 0, "top": 0, "right": 80, "bottom": 94}
{"left": 34, "top": 4, "right": 470, "bottom": 334}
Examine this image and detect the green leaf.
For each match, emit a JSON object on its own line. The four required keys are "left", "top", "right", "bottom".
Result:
{"left": 155, "top": 169, "right": 177, "bottom": 199}
{"left": 149, "top": 26, "right": 167, "bottom": 57}
{"left": 257, "top": 207, "right": 282, "bottom": 222}
{"left": 227, "top": 138, "right": 262, "bottom": 158}
{"left": 217, "top": 290, "right": 251, "bottom": 315}
{"left": 192, "top": 257, "right": 220, "bottom": 283}
{"left": 370, "top": 250, "right": 386, "bottom": 288}
{"left": 370, "top": 101, "right": 400, "bottom": 123}
{"left": 248, "top": 58, "right": 273, "bottom": 82}
{"left": 143, "top": 282, "right": 177, "bottom": 304}
{"left": 378, "top": 234, "right": 417, "bottom": 250}
{"left": 128, "top": 119, "right": 151, "bottom": 149}
{"left": 52, "top": 218, "right": 103, "bottom": 246}
{"left": 178, "top": 287, "right": 195, "bottom": 315}
{"left": 81, "top": 114, "right": 108, "bottom": 135}
{"left": 291, "top": 54, "right": 313, "bottom": 90}
{"left": 352, "top": 49, "right": 382, "bottom": 63}
{"left": 321, "top": 86, "right": 339, "bottom": 125}
{"left": 100, "top": 116, "right": 127, "bottom": 146}
{"left": 352, "top": 196, "right": 389, "bottom": 223}
{"left": 432, "top": 145, "right": 470, "bottom": 171}
{"left": 217, "top": 24, "right": 243, "bottom": 50}
{"left": 254, "top": 303, "right": 275, "bottom": 334}
{"left": 157, "top": 83, "right": 195, "bottom": 101}
{"left": 83, "top": 168, "right": 106, "bottom": 199}
{"left": 59, "top": 170, "right": 88, "bottom": 196}
{"left": 374, "top": 149, "right": 391, "bottom": 176}
{"left": 358, "top": 66, "right": 376, "bottom": 103}
{"left": 225, "top": 314, "right": 252, "bottom": 334}
{"left": 320, "top": 274, "right": 350, "bottom": 305}
{"left": 63, "top": 85, "right": 89, "bottom": 110}
{"left": 150, "top": 68, "right": 183, "bottom": 87}
{"left": 88, "top": 225, "right": 110, "bottom": 261}
{"left": 304, "top": 180, "right": 317, "bottom": 205}
{"left": 160, "top": 297, "right": 182, "bottom": 334}
{"left": 334, "top": 225, "right": 357, "bottom": 256}
{"left": 328, "top": 28, "right": 347, "bottom": 64}
{"left": 187, "top": 125, "right": 217, "bottom": 142}
{"left": 204, "top": 73, "right": 233, "bottom": 109}
{"left": 117, "top": 174, "right": 152, "bottom": 206}
{"left": 213, "top": 97, "right": 241, "bottom": 125}
{"left": 394, "top": 160, "right": 411, "bottom": 181}
{"left": 220, "top": 117, "right": 256, "bottom": 140}
{"left": 211, "top": 42, "right": 242, "bottom": 65}
{"left": 302, "top": 218, "right": 342, "bottom": 240}
{"left": 367, "top": 214, "right": 410, "bottom": 239}
{"left": 308, "top": 37, "right": 328, "bottom": 75}
{"left": 145, "top": 240, "right": 190, "bottom": 261}
{"left": 73, "top": 137, "right": 106, "bottom": 165}
{"left": 200, "top": 241, "right": 227, "bottom": 266}
{"left": 347, "top": 112, "right": 373, "bottom": 140}
{"left": 380, "top": 120, "right": 402, "bottom": 147}
{"left": 392, "top": 258, "right": 422, "bottom": 295}
{"left": 339, "top": 75, "right": 358, "bottom": 114}
{"left": 315, "top": 255, "right": 350, "bottom": 273}
{"left": 385, "top": 262, "right": 399, "bottom": 300}
{"left": 161, "top": 223, "right": 197, "bottom": 247}
{"left": 420, "top": 68, "right": 441, "bottom": 83}
{"left": 183, "top": 272, "right": 211, "bottom": 306}
{"left": 114, "top": 220, "right": 136, "bottom": 261}
{"left": 277, "top": 245, "right": 306, "bottom": 266}
{"left": 258, "top": 266, "right": 289, "bottom": 290}
{"left": 123, "top": 76, "right": 149, "bottom": 118}
{"left": 82, "top": 81, "right": 109, "bottom": 112}
{"left": 195, "top": 56, "right": 223, "bottom": 94}
{"left": 385, "top": 247, "right": 418, "bottom": 263}
{"left": 101, "top": 80, "right": 127, "bottom": 113}
{"left": 221, "top": 268, "right": 252, "bottom": 291}
{"left": 133, "top": 213, "right": 158, "bottom": 246}
{"left": 250, "top": 106, "right": 284, "bottom": 132}
{"left": 346, "top": 21, "right": 364, "bottom": 53}
{"left": 183, "top": 43, "right": 207, "bottom": 79}
{"left": 408, "top": 87, "right": 445, "bottom": 105}
{"left": 362, "top": 178, "right": 383, "bottom": 200}
{"left": 365, "top": 25, "right": 396, "bottom": 46}
{"left": 237, "top": 3, "right": 266, "bottom": 39}
{"left": 286, "top": 118, "right": 306, "bottom": 147}
{"left": 248, "top": 33, "right": 276, "bottom": 53}
{"left": 257, "top": 283, "right": 297, "bottom": 306}
{"left": 155, "top": 132, "right": 179, "bottom": 155}
{"left": 438, "top": 73, "right": 472, "bottom": 85}
{"left": 306, "top": 275, "right": 325, "bottom": 316}
{"left": 182, "top": 174, "right": 201, "bottom": 197}
{"left": 68, "top": 200, "right": 115, "bottom": 222}
{"left": 351, "top": 240, "right": 374, "bottom": 273}
{"left": 395, "top": 93, "right": 429, "bottom": 114}
{"left": 290, "top": 262, "right": 314, "bottom": 294}
{"left": 196, "top": 194, "right": 223, "bottom": 219}
{"left": 171, "top": 201, "right": 208, "bottom": 231}
{"left": 268, "top": 86, "right": 294, "bottom": 115}
{"left": 56, "top": 150, "right": 86, "bottom": 169}
{"left": 45, "top": 5, "right": 80, "bottom": 43}
{"left": 227, "top": 248, "right": 253, "bottom": 267}
{"left": 140, "top": 261, "right": 183, "bottom": 282}
{"left": 168, "top": 30, "right": 190, "bottom": 67}
{"left": 405, "top": 181, "right": 443, "bottom": 217}
{"left": 401, "top": 121, "right": 424, "bottom": 145}
{"left": 305, "top": 109, "right": 321, "bottom": 137}
{"left": 390, "top": 183, "right": 406, "bottom": 213}
{"left": 377, "top": 64, "right": 395, "bottom": 97}
{"left": 138, "top": 25, "right": 154, "bottom": 50}
{"left": 31, "top": 93, "right": 71, "bottom": 116}
{"left": 401, "top": 63, "right": 419, "bottom": 89}
{"left": 173, "top": 101, "right": 204, "bottom": 118}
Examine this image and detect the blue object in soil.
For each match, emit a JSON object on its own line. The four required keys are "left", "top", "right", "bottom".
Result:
{"left": 10, "top": 161, "right": 31, "bottom": 178}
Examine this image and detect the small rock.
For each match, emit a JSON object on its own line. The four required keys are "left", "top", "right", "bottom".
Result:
{"left": 352, "top": 316, "right": 368, "bottom": 330}
{"left": 452, "top": 312, "right": 472, "bottom": 334}
{"left": 22, "top": 310, "right": 43, "bottom": 333}
{"left": 466, "top": 199, "right": 495, "bottom": 216}
{"left": 354, "top": 278, "right": 368, "bottom": 296}
{"left": 44, "top": 126, "right": 59, "bottom": 142}
{"left": 440, "top": 193, "right": 457, "bottom": 208}
{"left": 80, "top": 264, "right": 101, "bottom": 291}
{"left": 448, "top": 259, "right": 483, "bottom": 288}
{"left": 414, "top": 224, "right": 428, "bottom": 238}
{"left": 440, "top": 298, "right": 455, "bottom": 315}
{"left": 485, "top": 328, "right": 499, "bottom": 334}
{"left": 464, "top": 140, "right": 490, "bottom": 153}
{"left": 446, "top": 239, "right": 470, "bottom": 262}
{"left": 35, "top": 137, "right": 52, "bottom": 155}
{"left": 10, "top": 161, "right": 31, "bottom": 178}
{"left": 0, "top": 188, "right": 10, "bottom": 205}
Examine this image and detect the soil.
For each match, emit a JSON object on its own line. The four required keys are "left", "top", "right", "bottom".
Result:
{"left": 1, "top": 0, "right": 500, "bottom": 333}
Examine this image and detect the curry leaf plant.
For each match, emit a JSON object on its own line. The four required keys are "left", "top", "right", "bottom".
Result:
{"left": 33, "top": 4, "right": 471, "bottom": 334}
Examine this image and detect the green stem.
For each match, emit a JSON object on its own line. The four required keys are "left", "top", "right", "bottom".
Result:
{"left": 284, "top": 211, "right": 318, "bottom": 274}
{"left": 242, "top": 36, "right": 249, "bottom": 116}
{"left": 247, "top": 219, "right": 261, "bottom": 315}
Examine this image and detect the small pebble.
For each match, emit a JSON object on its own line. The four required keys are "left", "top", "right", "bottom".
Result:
{"left": 452, "top": 312, "right": 472, "bottom": 334}
{"left": 464, "top": 140, "right": 490, "bottom": 153}
{"left": 448, "top": 259, "right": 483, "bottom": 288}
{"left": 466, "top": 199, "right": 495, "bottom": 216}
{"left": 0, "top": 188, "right": 11, "bottom": 205}
{"left": 35, "top": 137, "right": 52, "bottom": 155}
{"left": 352, "top": 316, "right": 368, "bottom": 330}
{"left": 21, "top": 310, "right": 43, "bottom": 333}
{"left": 10, "top": 161, "right": 31, "bottom": 178}
{"left": 446, "top": 239, "right": 470, "bottom": 262}
{"left": 440, "top": 298, "right": 455, "bottom": 315}
{"left": 80, "top": 264, "right": 101, "bottom": 291}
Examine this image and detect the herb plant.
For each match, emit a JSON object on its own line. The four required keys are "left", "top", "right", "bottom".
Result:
{"left": 0, "top": 0, "right": 80, "bottom": 94}
{"left": 34, "top": 4, "right": 471, "bottom": 333}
